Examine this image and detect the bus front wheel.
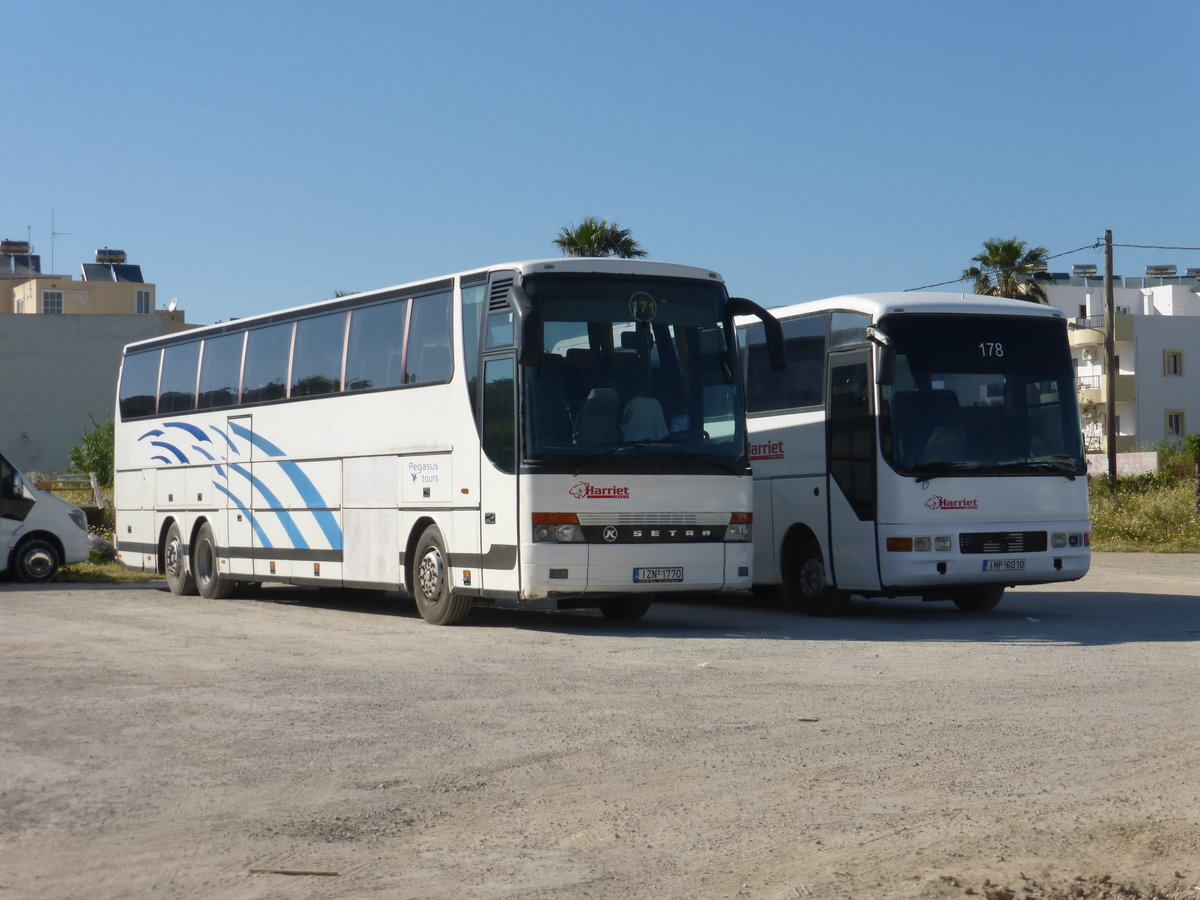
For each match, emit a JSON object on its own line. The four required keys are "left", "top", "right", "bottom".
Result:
{"left": 193, "top": 522, "right": 236, "bottom": 600}
{"left": 412, "top": 525, "right": 472, "bottom": 626}
{"left": 164, "top": 522, "right": 196, "bottom": 596}
{"left": 786, "top": 538, "right": 850, "bottom": 617}
{"left": 952, "top": 587, "right": 1004, "bottom": 612}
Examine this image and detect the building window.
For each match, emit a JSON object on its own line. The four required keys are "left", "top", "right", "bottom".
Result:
{"left": 1164, "top": 350, "right": 1183, "bottom": 376}
{"left": 136, "top": 290, "right": 152, "bottom": 315}
{"left": 1166, "top": 411, "right": 1185, "bottom": 438}
{"left": 41, "top": 291, "right": 63, "bottom": 314}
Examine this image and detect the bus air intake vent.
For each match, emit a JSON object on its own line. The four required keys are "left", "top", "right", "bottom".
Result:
{"left": 489, "top": 276, "right": 514, "bottom": 311}
{"left": 959, "top": 531, "right": 1047, "bottom": 554}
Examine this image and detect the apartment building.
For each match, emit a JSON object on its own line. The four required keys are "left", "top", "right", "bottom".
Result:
{"left": 1040, "top": 264, "right": 1200, "bottom": 451}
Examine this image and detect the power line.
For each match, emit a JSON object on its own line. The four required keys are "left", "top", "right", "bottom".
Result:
{"left": 904, "top": 239, "right": 1200, "bottom": 292}
{"left": 904, "top": 242, "right": 1100, "bottom": 292}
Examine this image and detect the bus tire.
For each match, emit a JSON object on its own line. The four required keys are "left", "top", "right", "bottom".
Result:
{"left": 12, "top": 537, "right": 62, "bottom": 583}
{"left": 952, "top": 586, "right": 1004, "bottom": 612}
{"left": 786, "top": 537, "right": 851, "bottom": 617}
{"left": 598, "top": 598, "right": 652, "bottom": 621}
{"left": 413, "top": 525, "right": 472, "bottom": 626}
{"left": 164, "top": 521, "right": 196, "bottom": 596}
{"left": 193, "top": 522, "right": 236, "bottom": 600}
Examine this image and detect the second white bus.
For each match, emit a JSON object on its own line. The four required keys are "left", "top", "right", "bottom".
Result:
{"left": 739, "top": 292, "right": 1090, "bottom": 614}
{"left": 114, "top": 258, "right": 783, "bottom": 624}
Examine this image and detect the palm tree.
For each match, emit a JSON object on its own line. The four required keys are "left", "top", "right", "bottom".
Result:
{"left": 962, "top": 237, "right": 1049, "bottom": 303}
{"left": 553, "top": 216, "right": 647, "bottom": 259}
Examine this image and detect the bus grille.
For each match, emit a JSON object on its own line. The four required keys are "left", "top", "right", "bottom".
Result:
{"left": 959, "top": 531, "right": 1047, "bottom": 554}
{"left": 578, "top": 512, "right": 727, "bottom": 526}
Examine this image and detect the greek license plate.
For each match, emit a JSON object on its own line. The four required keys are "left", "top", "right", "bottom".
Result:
{"left": 982, "top": 559, "right": 1026, "bottom": 572}
{"left": 634, "top": 567, "right": 684, "bottom": 583}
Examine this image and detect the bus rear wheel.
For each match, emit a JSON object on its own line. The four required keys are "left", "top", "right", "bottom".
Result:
{"left": 193, "top": 522, "right": 236, "bottom": 600}
{"left": 412, "top": 525, "right": 472, "bottom": 626}
{"left": 164, "top": 522, "right": 196, "bottom": 596}
{"left": 786, "top": 537, "right": 850, "bottom": 617}
{"left": 952, "top": 587, "right": 1004, "bottom": 612}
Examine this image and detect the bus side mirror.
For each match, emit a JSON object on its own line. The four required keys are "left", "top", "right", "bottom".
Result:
{"left": 730, "top": 297, "right": 786, "bottom": 372}
{"left": 510, "top": 284, "right": 543, "bottom": 367}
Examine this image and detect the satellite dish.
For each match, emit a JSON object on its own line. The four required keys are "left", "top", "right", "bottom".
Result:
{"left": 167, "top": 298, "right": 178, "bottom": 311}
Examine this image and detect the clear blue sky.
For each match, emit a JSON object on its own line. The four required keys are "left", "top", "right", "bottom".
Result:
{"left": 10, "top": 0, "right": 1199, "bottom": 325}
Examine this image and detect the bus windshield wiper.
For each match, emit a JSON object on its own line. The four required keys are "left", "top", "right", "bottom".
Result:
{"left": 571, "top": 437, "right": 690, "bottom": 476}
{"left": 998, "top": 457, "right": 1080, "bottom": 479}
{"left": 907, "top": 460, "right": 985, "bottom": 480}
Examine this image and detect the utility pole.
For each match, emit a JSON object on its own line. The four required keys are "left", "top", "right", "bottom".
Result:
{"left": 1104, "top": 229, "right": 1116, "bottom": 481}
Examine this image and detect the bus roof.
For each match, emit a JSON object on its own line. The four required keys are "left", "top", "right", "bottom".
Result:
{"left": 756, "top": 291, "right": 1067, "bottom": 323}
{"left": 122, "top": 258, "right": 726, "bottom": 354}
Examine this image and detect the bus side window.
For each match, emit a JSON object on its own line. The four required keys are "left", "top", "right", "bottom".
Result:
{"left": 119, "top": 350, "right": 162, "bottom": 419}
{"left": 291, "top": 312, "right": 347, "bottom": 397}
{"left": 345, "top": 299, "right": 407, "bottom": 392}
{"left": 158, "top": 341, "right": 201, "bottom": 414}
{"left": 242, "top": 322, "right": 292, "bottom": 405}
{"left": 405, "top": 292, "right": 453, "bottom": 385}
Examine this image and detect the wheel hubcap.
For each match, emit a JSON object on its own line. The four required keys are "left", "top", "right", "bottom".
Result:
{"left": 418, "top": 547, "right": 444, "bottom": 604}
{"left": 166, "top": 538, "right": 182, "bottom": 578}
{"left": 23, "top": 547, "right": 54, "bottom": 579}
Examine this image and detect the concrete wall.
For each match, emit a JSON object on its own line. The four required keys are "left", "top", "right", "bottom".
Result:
{"left": 0, "top": 313, "right": 191, "bottom": 474}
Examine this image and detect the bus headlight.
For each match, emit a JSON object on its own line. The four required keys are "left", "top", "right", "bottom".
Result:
{"left": 532, "top": 513, "right": 585, "bottom": 543}
{"left": 1051, "top": 532, "right": 1088, "bottom": 549}
{"left": 725, "top": 512, "right": 752, "bottom": 543}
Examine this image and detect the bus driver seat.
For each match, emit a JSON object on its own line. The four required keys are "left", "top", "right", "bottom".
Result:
{"left": 621, "top": 395, "right": 667, "bottom": 442}
{"left": 574, "top": 388, "right": 622, "bottom": 445}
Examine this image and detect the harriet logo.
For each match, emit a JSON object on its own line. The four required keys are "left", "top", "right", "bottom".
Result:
{"left": 925, "top": 495, "right": 980, "bottom": 510}
{"left": 569, "top": 482, "right": 631, "bottom": 500}
{"left": 749, "top": 440, "right": 785, "bottom": 461}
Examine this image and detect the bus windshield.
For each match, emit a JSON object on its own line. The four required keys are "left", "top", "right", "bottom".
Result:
{"left": 878, "top": 313, "right": 1085, "bottom": 477}
{"left": 521, "top": 275, "right": 744, "bottom": 467}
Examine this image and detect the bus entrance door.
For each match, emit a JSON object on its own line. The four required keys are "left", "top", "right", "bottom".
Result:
{"left": 477, "top": 356, "right": 520, "bottom": 598}
{"left": 826, "top": 350, "right": 881, "bottom": 591}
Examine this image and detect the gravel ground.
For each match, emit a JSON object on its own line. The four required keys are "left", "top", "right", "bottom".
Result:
{"left": 2, "top": 552, "right": 1198, "bottom": 900}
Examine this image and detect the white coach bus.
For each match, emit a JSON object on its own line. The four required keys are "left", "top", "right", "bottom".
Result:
{"left": 114, "top": 258, "right": 783, "bottom": 624}
{"left": 738, "top": 292, "right": 1090, "bottom": 615}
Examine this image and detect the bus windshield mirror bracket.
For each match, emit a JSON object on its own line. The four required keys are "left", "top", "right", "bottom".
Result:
{"left": 511, "top": 284, "right": 542, "bottom": 366}
{"left": 730, "top": 297, "right": 786, "bottom": 371}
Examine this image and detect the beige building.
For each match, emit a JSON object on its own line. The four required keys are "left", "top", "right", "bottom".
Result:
{"left": 1, "top": 242, "right": 184, "bottom": 322}
{"left": 0, "top": 242, "right": 193, "bottom": 472}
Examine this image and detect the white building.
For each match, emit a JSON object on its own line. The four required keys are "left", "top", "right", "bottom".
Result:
{"left": 1039, "top": 265, "right": 1199, "bottom": 451}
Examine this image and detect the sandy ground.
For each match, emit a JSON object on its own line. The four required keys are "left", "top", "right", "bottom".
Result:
{"left": 2, "top": 552, "right": 1199, "bottom": 900}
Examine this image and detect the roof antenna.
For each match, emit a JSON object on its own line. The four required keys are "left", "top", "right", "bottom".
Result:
{"left": 51, "top": 208, "right": 73, "bottom": 274}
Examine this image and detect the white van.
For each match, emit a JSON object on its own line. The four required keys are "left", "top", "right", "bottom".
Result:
{"left": 1, "top": 450, "right": 92, "bottom": 582}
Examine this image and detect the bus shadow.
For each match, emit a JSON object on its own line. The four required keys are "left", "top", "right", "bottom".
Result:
{"left": 229, "top": 584, "right": 1200, "bottom": 647}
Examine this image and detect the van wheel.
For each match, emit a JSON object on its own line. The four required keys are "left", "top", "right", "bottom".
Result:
{"left": 412, "top": 525, "right": 472, "bottom": 625}
{"left": 13, "top": 537, "right": 61, "bottom": 583}
{"left": 785, "top": 537, "right": 851, "bottom": 617}
{"left": 193, "top": 522, "right": 236, "bottom": 599}
{"left": 953, "top": 587, "right": 1004, "bottom": 612}
{"left": 164, "top": 522, "right": 196, "bottom": 596}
